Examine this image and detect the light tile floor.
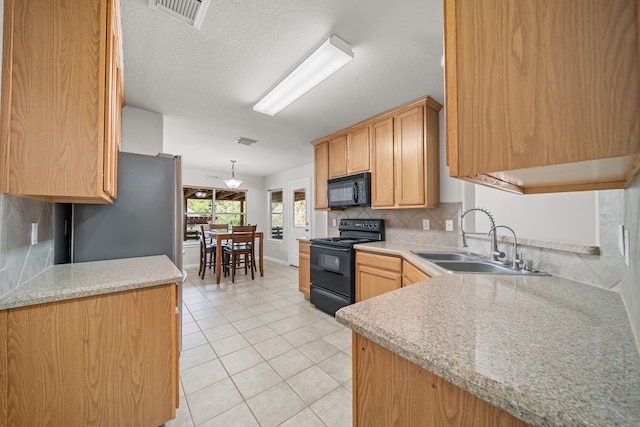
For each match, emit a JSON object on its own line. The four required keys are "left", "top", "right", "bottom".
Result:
{"left": 167, "top": 261, "right": 353, "bottom": 427}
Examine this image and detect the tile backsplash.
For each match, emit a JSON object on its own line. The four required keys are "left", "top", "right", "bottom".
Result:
{"left": 0, "top": 194, "right": 53, "bottom": 297}
{"left": 621, "top": 173, "right": 640, "bottom": 345}
{"left": 328, "top": 202, "right": 462, "bottom": 247}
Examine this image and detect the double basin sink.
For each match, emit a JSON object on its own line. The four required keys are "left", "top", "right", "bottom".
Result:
{"left": 411, "top": 251, "right": 550, "bottom": 276}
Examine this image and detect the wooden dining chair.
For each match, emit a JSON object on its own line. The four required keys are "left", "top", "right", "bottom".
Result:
{"left": 222, "top": 225, "right": 256, "bottom": 283}
{"left": 199, "top": 225, "right": 216, "bottom": 279}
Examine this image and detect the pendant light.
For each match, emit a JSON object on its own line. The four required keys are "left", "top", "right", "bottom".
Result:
{"left": 223, "top": 160, "right": 242, "bottom": 189}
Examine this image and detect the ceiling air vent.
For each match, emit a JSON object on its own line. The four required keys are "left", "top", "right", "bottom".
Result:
{"left": 148, "top": 0, "right": 211, "bottom": 29}
{"left": 235, "top": 137, "right": 259, "bottom": 146}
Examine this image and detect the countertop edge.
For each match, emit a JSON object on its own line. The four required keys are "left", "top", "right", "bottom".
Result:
{"left": 0, "top": 255, "right": 183, "bottom": 310}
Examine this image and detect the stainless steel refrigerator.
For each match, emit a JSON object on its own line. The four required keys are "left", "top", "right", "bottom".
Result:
{"left": 64, "top": 151, "right": 184, "bottom": 345}
{"left": 72, "top": 152, "right": 183, "bottom": 270}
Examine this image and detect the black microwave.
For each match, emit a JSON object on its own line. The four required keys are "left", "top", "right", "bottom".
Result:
{"left": 327, "top": 172, "right": 371, "bottom": 208}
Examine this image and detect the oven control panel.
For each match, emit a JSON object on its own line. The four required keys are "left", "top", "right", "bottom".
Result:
{"left": 339, "top": 219, "right": 384, "bottom": 232}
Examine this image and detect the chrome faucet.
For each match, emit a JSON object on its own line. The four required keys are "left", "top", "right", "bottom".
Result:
{"left": 488, "top": 225, "right": 520, "bottom": 269}
{"left": 460, "top": 207, "right": 504, "bottom": 261}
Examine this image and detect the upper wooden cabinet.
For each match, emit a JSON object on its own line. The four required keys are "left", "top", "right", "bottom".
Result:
{"left": 347, "top": 126, "right": 370, "bottom": 174}
{"left": 328, "top": 135, "right": 348, "bottom": 178}
{"left": 371, "top": 98, "right": 441, "bottom": 209}
{"left": 0, "top": 0, "right": 125, "bottom": 203}
{"left": 444, "top": 0, "right": 640, "bottom": 194}
{"left": 312, "top": 96, "right": 441, "bottom": 210}
{"left": 314, "top": 141, "right": 329, "bottom": 209}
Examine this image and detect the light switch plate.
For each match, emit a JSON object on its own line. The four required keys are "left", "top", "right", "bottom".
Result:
{"left": 31, "top": 223, "right": 38, "bottom": 245}
{"left": 624, "top": 229, "right": 630, "bottom": 266}
{"left": 332, "top": 218, "right": 337, "bottom": 227}
{"left": 445, "top": 220, "right": 454, "bottom": 232}
{"left": 423, "top": 219, "right": 430, "bottom": 230}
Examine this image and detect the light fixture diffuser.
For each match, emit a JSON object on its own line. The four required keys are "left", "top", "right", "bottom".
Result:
{"left": 253, "top": 35, "right": 354, "bottom": 116}
{"left": 223, "top": 160, "right": 243, "bottom": 189}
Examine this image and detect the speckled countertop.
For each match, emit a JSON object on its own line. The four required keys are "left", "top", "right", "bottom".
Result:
{"left": 337, "top": 242, "right": 640, "bottom": 426}
{"left": 0, "top": 255, "right": 183, "bottom": 310}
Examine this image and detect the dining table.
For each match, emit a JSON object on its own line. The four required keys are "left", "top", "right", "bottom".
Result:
{"left": 206, "top": 231, "right": 264, "bottom": 284}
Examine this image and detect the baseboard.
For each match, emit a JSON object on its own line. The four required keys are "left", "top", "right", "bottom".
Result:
{"left": 264, "top": 256, "right": 292, "bottom": 266}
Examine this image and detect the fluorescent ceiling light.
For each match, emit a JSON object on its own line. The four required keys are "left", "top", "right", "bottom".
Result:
{"left": 253, "top": 35, "right": 354, "bottom": 116}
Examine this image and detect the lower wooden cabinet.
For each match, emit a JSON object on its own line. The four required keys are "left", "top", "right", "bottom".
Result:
{"left": 0, "top": 284, "right": 179, "bottom": 426}
{"left": 356, "top": 251, "right": 402, "bottom": 302}
{"left": 402, "top": 259, "right": 430, "bottom": 287}
{"left": 353, "top": 334, "right": 529, "bottom": 427}
{"left": 356, "top": 251, "right": 431, "bottom": 301}
{"left": 299, "top": 240, "right": 311, "bottom": 299}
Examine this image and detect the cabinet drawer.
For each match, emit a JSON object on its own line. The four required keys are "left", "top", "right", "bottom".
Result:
{"left": 356, "top": 251, "right": 402, "bottom": 272}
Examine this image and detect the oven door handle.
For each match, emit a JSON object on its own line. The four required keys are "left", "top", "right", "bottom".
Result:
{"left": 310, "top": 245, "right": 352, "bottom": 252}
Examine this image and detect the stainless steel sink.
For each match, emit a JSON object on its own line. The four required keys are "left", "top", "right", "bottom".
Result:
{"left": 411, "top": 251, "right": 550, "bottom": 276}
{"left": 411, "top": 251, "right": 481, "bottom": 262}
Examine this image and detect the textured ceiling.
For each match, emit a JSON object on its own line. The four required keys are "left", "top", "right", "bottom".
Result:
{"left": 121, "top": 0, "right": 445, "bottom": 176}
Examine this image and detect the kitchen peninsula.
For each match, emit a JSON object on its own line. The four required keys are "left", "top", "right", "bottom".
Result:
{"left": 336, "top": 243, "right": 640, "bottom": 426}
{"left": 0, "top": 255, "right": 182, "bottom": 426}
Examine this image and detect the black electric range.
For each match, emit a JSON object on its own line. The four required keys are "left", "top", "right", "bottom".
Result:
{"left": 309, "top": 219, "right": 385, "bottom": 315}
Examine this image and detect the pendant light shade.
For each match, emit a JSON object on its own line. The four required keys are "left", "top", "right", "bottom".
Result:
{"left": 223, "top": 160, "right": 242, "bottom": 189}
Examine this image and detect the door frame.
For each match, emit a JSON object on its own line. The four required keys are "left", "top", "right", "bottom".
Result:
{"left": 287, "top": 177, "right": 311, "bottom": 266}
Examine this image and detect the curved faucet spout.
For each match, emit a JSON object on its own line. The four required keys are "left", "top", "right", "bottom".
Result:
{"left": 488, "top": 225, "right": 519, "bottom": 269}
{"left": 460, "top": 208, "right": 501, "bottom": 261}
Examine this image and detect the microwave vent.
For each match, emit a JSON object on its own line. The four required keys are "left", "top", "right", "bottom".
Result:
{"left": 148, "top": 0, "right": 210, "bottom": 29}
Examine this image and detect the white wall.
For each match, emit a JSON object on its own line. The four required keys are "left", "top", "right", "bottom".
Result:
{"left": 121, "top": 107, "right": 163, "bottom": 155}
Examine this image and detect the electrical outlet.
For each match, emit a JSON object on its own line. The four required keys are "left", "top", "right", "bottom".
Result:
{"left": 31, "top": 223, "right": 38, "bottom": 245}
{"left": 423, "top": 219, "right": 430, "bottom": 230}
{"left": 332, "top": 218, "right": 337, "bottom": 227}
{"left": 445, "top": 220, "right": 454, "bottom": 231}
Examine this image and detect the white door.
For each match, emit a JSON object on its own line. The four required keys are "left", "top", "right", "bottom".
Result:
{"left": 288, "top": 178, "right": 310, "bottom": 266}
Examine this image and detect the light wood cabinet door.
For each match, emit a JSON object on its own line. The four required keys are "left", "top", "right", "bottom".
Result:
{"left": 0, "top": 0, "right": 123, "bottom": 203}
{"left": 3, "top": 284, "right": 178, "bottom": 426}
{"left": 347, "top": 126, "right": 370, "bottom": 174}
{"left": 394, "top": 105, "right": 426, "bottom": 207}
{"left": 353, "top": 334, "right": 530, "bottom": 427}
{"left": 299, "top": 241, "right": 310, "bottom": 299}
{"left": 371, "top": 118, "right": 395, "bottom": 208}
{"left": 444, "top": 0, "right": 640, "bottom": 194}
{"left": 328, "top": 135, "right": 348, "bottom": 178}
{"left": 402, "top": 260, "right": 429, "bottom": 287}
{"left": 314, "top": 141, "right": 329, "bottom": 209}
{"left": 356, "top": 251, "right": 402, "bottom": 302}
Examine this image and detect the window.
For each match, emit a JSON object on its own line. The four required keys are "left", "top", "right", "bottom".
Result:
{"left": 214, "top": 190, "right": 247, "bottom": 227}
{"left": 269, "top": 189, "right": 283, "bottom": 240}
{"left": 183, "top": 187, "right": 247, "bottom": 241}
{"left": 293, "top": 188, "right": 307, "bottom": 228}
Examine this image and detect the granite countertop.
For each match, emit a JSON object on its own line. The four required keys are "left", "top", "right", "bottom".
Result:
{"left": 337, "top": 242, "right": 640, "bottom": 426}
{"left": 0, "top": 255, "right": 183, "bottom": 310}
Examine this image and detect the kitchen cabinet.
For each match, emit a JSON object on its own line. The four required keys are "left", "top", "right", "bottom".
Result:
{"left": 371, "top": 98, "right": 441, "bottom": 209}
{"left": 352, "top": 333, "right": 529, "bottom": 426}
{"left": 328, "top": 135, "right": 348, "bottom": 178}
{"left": 0, "top": 0, "right": 125, "bottom": 203}
{"left": 402, "top": 259, "right": 429, "bottom": 287}
{"left": 299, "top": 240, "right": 311, "bottom": 299}
{"left": 347, "top": 126, "right": 370, "bottom": 174}
{"left": 444, "top": 0, "right": 640, "bottom": 194}
{"left": 314, "top": 141, "right": 329, "bottom": 209}
{"left": 0, "top": 283, "right": 179, "bottom": 425}
{"left": 356, "top": 251, "right": 402, "bottom": 302}
{"left": 312, "top": 96, "right": 440, "bottom": 210}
